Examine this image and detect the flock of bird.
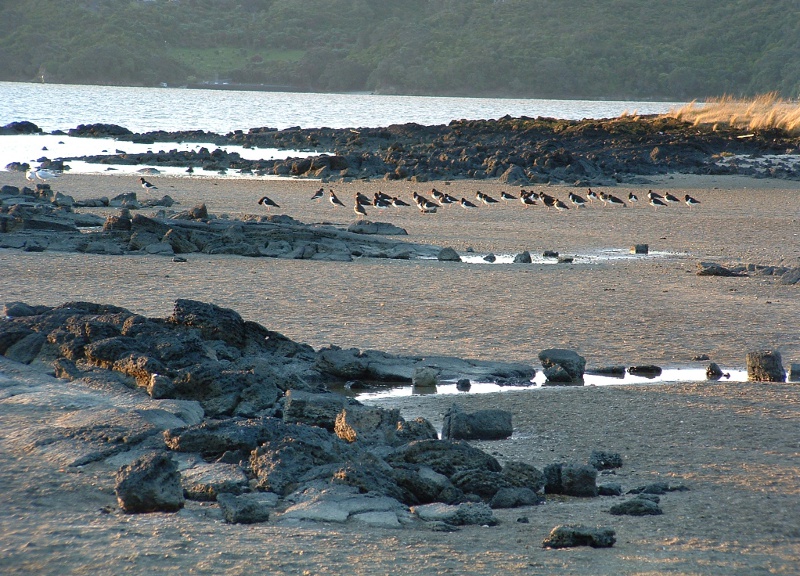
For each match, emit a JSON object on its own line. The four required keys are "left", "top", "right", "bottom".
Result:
{"left": 256, "top": 186, "right": 702, "bottom": 218}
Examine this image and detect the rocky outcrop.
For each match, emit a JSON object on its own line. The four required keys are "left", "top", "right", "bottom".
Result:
{"left": 50, "top": 116, "right": 800, "bottom": 184}
{"left": 0, "top": 196, "right": 442, "bottom": 262}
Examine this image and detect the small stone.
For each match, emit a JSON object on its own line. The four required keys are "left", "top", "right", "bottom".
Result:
{"left": 631, "top": 243, "right": 649, "bottom": 254}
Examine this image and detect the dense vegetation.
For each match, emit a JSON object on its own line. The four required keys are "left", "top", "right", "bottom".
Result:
{"left": 2, "top": 0, "right": 798, "bottom": 100}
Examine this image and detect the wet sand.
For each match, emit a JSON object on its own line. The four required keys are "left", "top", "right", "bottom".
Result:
{"left": 1, "top": 171, "right": 799, "bottom": 574}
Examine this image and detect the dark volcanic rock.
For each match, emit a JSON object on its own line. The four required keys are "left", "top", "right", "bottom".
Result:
{"left": 441, "top": 404, "right": 513, "bottom": 440}
{"left": 746, "top": 350, "right": 786, "bottom": 382}
{"left": 114, "top": 451, "right": 184, "bottom": 513}
{"left": 542, "top": 525, "right": 616, "bottom": 548}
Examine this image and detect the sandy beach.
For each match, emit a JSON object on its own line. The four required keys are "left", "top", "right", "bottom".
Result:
{"left": 1, "top": 171, "right": 799, "bottom": 574}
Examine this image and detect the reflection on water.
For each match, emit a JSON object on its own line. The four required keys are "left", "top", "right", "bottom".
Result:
{"left": 353, "top": 368, "right": 749, "bottom": 400}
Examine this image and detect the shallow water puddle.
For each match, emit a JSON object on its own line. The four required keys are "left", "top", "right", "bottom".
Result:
{"left": 353, "top": 368, "right": 748, "bottom": 400}
{"left": 456, "top": 248, "right": 679, "bottom": 265}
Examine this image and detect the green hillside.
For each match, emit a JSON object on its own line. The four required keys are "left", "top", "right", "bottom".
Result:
{"left": 1, "top": 0, "right": 798, "bottom": 100}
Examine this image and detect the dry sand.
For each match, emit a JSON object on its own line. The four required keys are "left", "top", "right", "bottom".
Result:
{"left": 1, "top": 171, "right": 799, "bottom": 574}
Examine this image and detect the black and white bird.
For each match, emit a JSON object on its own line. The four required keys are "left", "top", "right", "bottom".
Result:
{"left": 650, "top": 196, "right": 667, "bottom": 210}
{"left": 647, "top": 190, "right": 663, "bottom": 201}
{"left": 140, "top": 177, "right": 157, "bottom": 190}
{"left": 391, "top": 196, "right": 410, "bottom": 207}
{"left": 460, "top": 197, "right": 478, "bottom": 209}
{"left": 354, "top": 200, "right": 367, "bottom": 218}
{"left": 520, "top": 191, "right": 536, "bottom": 207}
{"left": 355, "top": 192, "right": 372, "bottom": 206}
{"left": 628, "top": 192, "right": 639, "bottom": 203}
{"left": 431, "top": 188, "right": 445, "bottom": 202}
{"left": 476, "top": 191, "right": 499, "bottom": 205}
{"left": 372, "top": 192, "right": 391, "bottom": 208}
{"left": 605, "top": 193, "right": 626, "bottom": 207}
{"left": 554, "top": 199, "right": 569, "bottom": 211}
{"left": 587, "top": 188, "right": 599, "bottom": 203}
{"left": 540, "top": 193, "right": 557, "bottom": 210}
{"left": 310, "top": 187, "right": 324, "bottom": 201}
{"left": 664, "top": 192, "right": 680, "bottom": 205}
{"left": 28, "top": 167, "right": 61, "bottom": 181}
{"left": 258, "top": 195, "right": 279, "bottom": 211}
{"left": 684, "top": 194, "right": 701, "bottom": 208}
{"left": 329, "top": 190, "right": 345, "bottom": 207}
{"left": 568, "top": 192, "right": 587, "bottom": 208}
{"left": 440, "top": 193, "right": 458, "bottom": 205}
{"left": 501, "top": 191, "right": 518, "bottom": 201}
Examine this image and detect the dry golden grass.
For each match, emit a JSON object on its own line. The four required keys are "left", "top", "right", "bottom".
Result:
{"left": 666, "top": 93, "right": 800, "bottom": 135}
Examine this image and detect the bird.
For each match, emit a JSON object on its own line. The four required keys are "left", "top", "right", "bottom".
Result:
{"left": 413, "top": 191, "right": 439, "bottom": 212}
{"left": 356, "top": 192, "right": 371, "bottom": 206}
{"left": 520, "top": 191, "right": 536, "bottom": 207}
{"left": 440, "top": 193, "right": 458, "bottom": 205}
{"left": 139, "top": 177, "right": 157, "bottom": 190}
{"left": 568, "top": 192, "right": 586, "bottom": 208}
{"left": 431, "top": 188, "right": 445, "bottom": 202}
{"left": 554, "top": 199, "right": 569, "bottom": 211}
{"left": 540, "top": 193, "right": 557, "bottom": 210}
{"left": 329, "top": 190, "right": 345, "bottom": 207}
{"left": 597, "top": 191, "right": 609, "bottom": 206}
{"left": 391, "top": 196, "right": 410, "bottom": 207}
{"left": 310, "top": 187, "right": 324, "bottom": 201}
{"left": 664, "top": 192, "right": 680, "bottom": 205}
{"left": 650, "top": 196, "right": 667, "bottom": 210}
{"left": 647, "top": 190, "right": 663, "bottom": 201}
{"left": 501, "top": 191, "right": 518, "bottom": 201}
{"left": 372, "top": 193, "right": 391, "bottom": 208}
{"left": 628, "top": 192, "right": 639, "bottom": 203}
{"left": 476, "top": 191, "right": 498, "bottom": 205}
{"left": 460, "top": 197, "right": 478, "bottom": 209}
{"left": 354, "top": 201, "right": 367, "bottom": 218}
{"left": 258, "top": 195, "right": 279, "bottom": 211}
{"left": 684, "top": 194, "right": 701, "bottom": 208}
{"left": 605, "top": 193, "right": 626, "bottom": 207}
{"left": 587, "top": 188, "right": 599, "bottom": 203}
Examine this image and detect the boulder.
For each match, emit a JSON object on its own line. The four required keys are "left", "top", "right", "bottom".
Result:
{"left": 513, "top": 250, "right": 532, "bottom": 263}
{"left": 544, "top": 462, "right": 598, "bottom": 497}
{"left": 489, "top": 487, "right": 543, "bottom": 508}
{"left": 746, "top": 350, "right": 786, "bottom": 382}
{"left": 334, "top": 404, "right": 403, "bottom": 445}
{"left": 587, "top": 450, "right": 623, "bottom": 470}
{"left": 386, "top": 439, "right": 502, "bottom": 478}
{"left": 437, "top": 247, "right": 461, "bottom": 262}
{"left": 538, "top": 348, "right": 586, "bottom": 382}
{"left": 181, "top": 462, "right": 249, "bottom": 501}
{"left": 411, "top": 502, "right": 496, "bottom": 526}
{"left": 696, "top": 261, "right": 744, "bottom": 277}
{"left": 347, "top": 220, "right": 408, "bottom": 235}
{"left": 780, "top": 267, "right": 800, "bottom": 285}
{"left": 706, "top": 362, "right": 724, "bottom": 380}
{"left": 441, "top": 404, "right": 513, "bottom": 440}
{"left": 542, "top": 525, "right": 616, "bottom": 548}
{"left": 609, "top": 497, "right": 663, "bottom": 516}
{"left": 169, "top": 299, "right": 246, "bottom": 348}
{"left": 283, "top": 389, "right": 356, "bottom": 431}
{"left": 115, "top": 451, "right": 184, "bottom": 513}
{"left": 501, "top": 461, "right": 545, "bottom": 493}
{"left": 217, "top": 492, "right": 278, "bottom": 524}
{"left": 412, "top": 366, "right": 439, "bottom": 388}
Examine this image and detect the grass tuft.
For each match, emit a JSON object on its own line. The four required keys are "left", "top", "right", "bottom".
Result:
{"left": 664, "top": 93, "right": 800, "bottom": 135}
